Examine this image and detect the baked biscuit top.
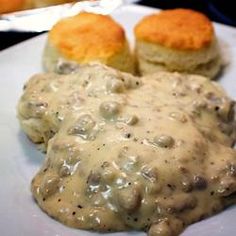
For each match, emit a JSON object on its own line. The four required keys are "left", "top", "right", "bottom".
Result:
{"left": 0, "top": 0, "right": 26, "bottom": 13}
{"left": 134, "top": 9, "right": 214, "bottom": 50}
{"left": 49, "top": 12, "right": 126, "bottom": 62}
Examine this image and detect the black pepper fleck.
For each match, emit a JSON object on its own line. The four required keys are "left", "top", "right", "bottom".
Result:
{"left": 77, "top": 205, "right": 83, "bottom": 209}
{"left": 167, "top": 184, "right": 176, "bottom": 190}
{"left": 125, "top": 133, "right": 131, "bottom": 138}
{"left": 72, "top": 211, "right": 76, "bottom": 215}
{"left": 193, "top": 175, "right": 208, "bottom": 190}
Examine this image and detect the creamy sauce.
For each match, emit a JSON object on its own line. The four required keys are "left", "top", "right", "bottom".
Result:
{"left": 17, "top": 63, "right": 236, "bottom": 235}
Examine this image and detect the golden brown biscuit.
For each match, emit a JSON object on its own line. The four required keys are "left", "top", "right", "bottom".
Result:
{"left": 134, "top": 9, "right": 222, "bottom": 79}
{"left": 135, "top": 8, "right": 214, "bottom": 50}
{"left": 43, "top": 12, "right": 135, "bottom": 74}
{"left": 0, "top": 0, "right": 74, "bottom": 13}
{"left": 32, "top": 0, "right": 74, "bottom": 8}
{"left": 0, "top": 0, "right": 26, "bottom": 13}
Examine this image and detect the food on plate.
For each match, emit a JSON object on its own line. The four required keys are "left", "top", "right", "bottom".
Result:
{"left": 0, "top": 0, "right": 74, "bottom": 14}
{"left": 17, "top": 63, "right": 236, "bottom": 235}
{"left": 134, "top": 9, "right": 222, "bottom": 79}
{"left": 43, "top": 12, "right": 135, "bottom": 74}
{"left": 32, "top": 0, "right": 74, "bottom": 8}
{"left": 0, "top": 0, "right": 28, "bottom": 13}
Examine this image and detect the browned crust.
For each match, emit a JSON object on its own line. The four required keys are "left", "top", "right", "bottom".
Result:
{"left": 49, "top": 12, "right": 126, "bottom": 63}
{"left": 134, "top": 9, "right": 214, "bottom": 51}
{"left": 0, "top": 0, "right": 26, "bottom": 13}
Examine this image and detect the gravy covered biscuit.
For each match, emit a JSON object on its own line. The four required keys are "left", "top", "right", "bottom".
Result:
{"left": 17, "top": 64, "right": 236, "bottom": 236}
{"left": 134, "top": 9, "right": 222, "bottom": 79}
{"left": 43, "top": 12, "right": 135, "bottom": 74}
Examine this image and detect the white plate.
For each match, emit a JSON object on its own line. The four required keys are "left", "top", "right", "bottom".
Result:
{"left": 0, "top": 4, "right": 236, "bottom": 236}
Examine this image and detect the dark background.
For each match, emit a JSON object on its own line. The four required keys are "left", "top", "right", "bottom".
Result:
{"left": 139, "top": 0, "right": 236, "bottom": 26}
{"left": 0, "top": 0, "right": 235, "bottom": 51}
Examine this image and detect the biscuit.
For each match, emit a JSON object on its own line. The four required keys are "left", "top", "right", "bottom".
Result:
{"left": 134, "top": 9, "right": 222, "bottom": 79}
{"left": 0, "top": 0, "right": 26, "bottom": 13}
{"left": 0, "top": 0, "right": 72, "bottom": 14}
{"left": 32, "top": 0, "right": 74, "bottom": 8}
{"left": 43, "top": 12, "right": 135, "bottom": 74}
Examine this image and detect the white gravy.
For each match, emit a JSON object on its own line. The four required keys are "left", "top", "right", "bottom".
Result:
{"left": 17, "top": 64, "right": 236, "bottom": 235}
